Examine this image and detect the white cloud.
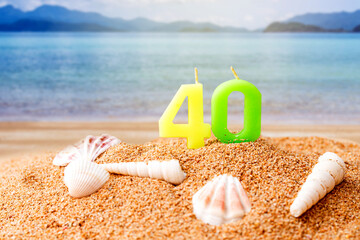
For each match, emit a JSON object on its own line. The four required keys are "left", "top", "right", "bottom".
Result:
{"left": 1, "top": 0, "right": 38, "bottom": 10}
{"left": 2, "top": 0, "right": 217, "bottom": 9}
{"left": 244, "top": 14, "right": 254, "bottom": 22}
{"left": 126, "top": 0, "right": 213, "bottom": 3}
{"left": 279, "top": 12, "right": 295, "bottom": 21}
{"left": 97, "top": 0, "right": 217, "bottom": 7}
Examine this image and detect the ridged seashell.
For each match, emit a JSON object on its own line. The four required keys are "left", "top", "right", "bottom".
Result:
{"left": 101, "top": 160, "right": 186, "bottom": 185}
{"left": 318, "top": 152, "right": 346, "bottom": 172}
{"left": 53, "top": 134, "right": 120, "bottom": 166}
{"left": 290, "top": 152, "right": 346, "bottom": 217}
{"left": 64, "top": 160, "right": 110, "bottom": 198}
{"left": 192, "top": 174, "right": 251, "bottom": 226}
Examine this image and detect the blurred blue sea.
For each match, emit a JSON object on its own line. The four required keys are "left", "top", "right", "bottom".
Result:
{"left": 0, "top": 32, "right": 359, "bottom": 124}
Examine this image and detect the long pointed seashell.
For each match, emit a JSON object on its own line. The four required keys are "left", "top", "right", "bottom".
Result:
{"left": 290, "top": 152, "right": 345, "bottom": 217}
{"left": 318, "top": 152, "right": 346, "bottom": 172}
{"left": 100, "top": 160, "right": 186, "bottom": 185}
{"left": 64, "top": 160, "right": 110, "bottom": 198}
{"left": 53, "top": 134, "right": 120, "bottom": 166}
{"left": 192, "top": 175, "right": 251, "bottom": 226}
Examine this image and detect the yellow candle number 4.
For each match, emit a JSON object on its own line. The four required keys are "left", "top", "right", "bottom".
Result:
{"left": 159, "top": 68, "right": 211, "bottom": 149}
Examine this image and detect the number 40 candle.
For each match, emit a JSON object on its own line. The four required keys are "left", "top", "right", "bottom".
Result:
{"left": 159, "top": 67, "right": 261, "bottom": 149}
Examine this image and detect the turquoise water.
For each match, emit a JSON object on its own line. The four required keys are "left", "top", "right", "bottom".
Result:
{"left": 0, "top": 32, "right": 359, "bottom": 124}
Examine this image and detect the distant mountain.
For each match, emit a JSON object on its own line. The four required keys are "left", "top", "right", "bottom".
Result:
{"left": 0, "top": 5, "right": 24, "bottom": 24}
{"left": 151, "top": 21, "right": 248, "bottom": 32}
{"left": 354, "top": 24, "right": 360, "bottom": 32}
{"left": 0, "top": 19, "right": 119, "bottom": 32}
{"left": 264, "top": 22, "right": 345, "bottom": 33}
{"left": 0, "top": 5, "right": 138, "bottom": 31}
{"left": 286, "top": 10, "right": 360, "bottom": 31}
{"left": 0, "top": 4, "right": 248, "bottom": 32}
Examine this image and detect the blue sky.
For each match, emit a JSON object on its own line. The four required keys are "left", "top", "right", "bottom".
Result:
{"left": 1, "top": 0, "right": 359, "bottom": 29}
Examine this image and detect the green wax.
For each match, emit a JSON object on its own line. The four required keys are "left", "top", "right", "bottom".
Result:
{"left": 211, "top": 78, "right": 261, "bottom": 143}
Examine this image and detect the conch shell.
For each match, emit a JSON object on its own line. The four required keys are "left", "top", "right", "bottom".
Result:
{"left": 192, "top": 174, "right": 251, "bottom": 226}
{"left": 290, "top": 152, "right": 346, "bottom": 217}
{"left": 64, "top": 160, "right": 110, "bottom": 198}
{"left": 101, "top": 160, "right": 186, "bottom": 185}
{"left": 53, "top": 134, "right": 120, "bottom": 166}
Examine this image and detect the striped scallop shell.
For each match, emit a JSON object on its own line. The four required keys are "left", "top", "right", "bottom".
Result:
{"left": 53, "top": 134, "right": 120, "bottom": 166}
{"left": 64, "top": 160, "right": 110, "bottom": 198}
{"left": 192, "top": 174, "right": 251, "bottom": 226}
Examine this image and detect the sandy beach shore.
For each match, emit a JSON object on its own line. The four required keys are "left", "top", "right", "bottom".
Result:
{"left": 1, "top": 122, "right": 360, "bottom": 239}
{"left": 0, "top": 134, "right": 359, "bottom": 239}
{"left": 0, "top": 122, "right": 359, "bottom": 161}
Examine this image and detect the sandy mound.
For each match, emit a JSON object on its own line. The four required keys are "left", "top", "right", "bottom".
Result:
{"left": 0, "top": 136, "right": 359, "bottom": 239}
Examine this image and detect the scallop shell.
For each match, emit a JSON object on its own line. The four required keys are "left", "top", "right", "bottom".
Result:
{"left": 53, "top": 134, "right": 120, "bottom": 166}
{"left": 64, "top": 160, "right": 110, "bottom": 198}
{"left": 192, "top": 174, "right": 251, "bottom": 226}
{"left": 101, "top": 160, "right": 186, "bottom": 185}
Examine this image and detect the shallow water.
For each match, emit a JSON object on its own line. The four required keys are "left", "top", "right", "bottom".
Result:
{"left": 0, "top": 32, "right": 359, "bottom": 124}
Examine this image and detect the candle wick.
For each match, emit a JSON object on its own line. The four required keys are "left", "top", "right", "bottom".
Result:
{"left": 194, "top": 67, "right": 199, "bottom": 84}
{"left": 231, "top": 66, "right": 240, "bottom": 80}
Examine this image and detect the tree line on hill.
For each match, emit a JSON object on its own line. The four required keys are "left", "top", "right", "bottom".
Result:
{"left": 264, "top": 22, "right": 360, "bottom": 33}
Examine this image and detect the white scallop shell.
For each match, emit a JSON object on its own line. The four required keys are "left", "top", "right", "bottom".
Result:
{"left": 64, "top": 160, "right": 110, "bottom": 198}
{"left": 192, "top": 174, "right": 251, "bottom": 226}
{"left": 101, "top": 160, "right": 186, "bottom": 185}
{"left": 53, "top": 134, "right": 120, "bottom": 166}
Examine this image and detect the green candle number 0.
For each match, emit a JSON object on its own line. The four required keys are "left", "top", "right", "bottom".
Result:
{"left": 211, "top": 79, "right": 261, "bottom": 143}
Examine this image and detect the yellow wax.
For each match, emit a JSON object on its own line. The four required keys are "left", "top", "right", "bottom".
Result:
{"left": 159, "top": 83, "right": 211, "bottom": 149}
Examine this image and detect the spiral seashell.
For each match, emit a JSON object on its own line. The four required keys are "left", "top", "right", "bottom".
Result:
{"left": 100, "top": 160, "right": 186, "bottom": 185}
{"left": 290, "top": 152, "right": 346, "bottom": 217}
{"left": 318, "top": 152, "right": 346, "bottom": 172}
{"left": 64, "top": 160, "right": 110, "bottom": 198}
{"left": 53, "top": 134, "right": 120, "bottom": 166}
{"left": 192, "top": 174, "right": 251, "bottom": 226}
